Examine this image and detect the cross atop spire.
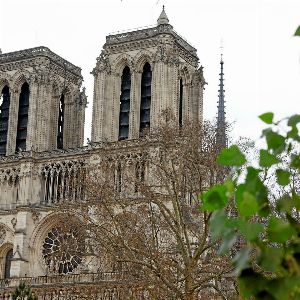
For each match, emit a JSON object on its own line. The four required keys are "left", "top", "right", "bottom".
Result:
{"left": 157, "top": 5, "right": 169, "bottom": 25}
{"left": 216, "top": 53, "right": 227, "bottom": 150}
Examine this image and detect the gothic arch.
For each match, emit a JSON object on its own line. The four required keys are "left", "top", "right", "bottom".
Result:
{"left": 0, "top": 77, "right": 11, "bottom": 92}
{"left": 29, "top": 211, "right": 85, "bottom": 275}
{"left": 12, "top": 70, "right": 31, "bottom": 92}
{"left": 134, "top": 50, "right": 154, "bottom": 73}
{"left": 111, "top": 54, "right": 133, "bottom": 76}
{"left": 179, "top": 65, "right": 191, "bottom": 85}
{"left": 0, "top": 242, "right": 13, "bottom": 279}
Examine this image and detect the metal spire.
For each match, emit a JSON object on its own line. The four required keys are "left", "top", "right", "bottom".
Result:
{"left": 216, "top": 53, "right": 227, "bottom": 149}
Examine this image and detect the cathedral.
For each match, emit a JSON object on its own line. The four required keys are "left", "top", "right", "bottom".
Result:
{"left": 0, "top": 7, "right": 226, "bottom": 299}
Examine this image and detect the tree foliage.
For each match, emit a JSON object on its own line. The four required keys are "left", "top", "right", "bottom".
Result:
{"left": 202, "top": 113, "right": 300, "bottom": 299}
{"left": 12, "top": 282, "right": 37, "bottom": 300}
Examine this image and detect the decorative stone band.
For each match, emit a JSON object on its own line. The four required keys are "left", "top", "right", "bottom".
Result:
{"left": 106, "top": 24, "right": 197, "bottom": 55}
{"left": 0, "top": 47, "right": 82, "bottom": 78}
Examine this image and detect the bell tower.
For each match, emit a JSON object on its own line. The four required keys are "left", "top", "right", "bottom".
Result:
{"left": 91, "top": 7, "right": 205, "bottom": 143}
{"left": 0, "top": 47, "right": 86, "bottom": 154}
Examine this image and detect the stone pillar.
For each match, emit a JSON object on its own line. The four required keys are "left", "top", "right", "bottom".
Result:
{"left": 26, "top": 82, "right": 38, "bottom": 151}
{"left": 129, "top": 70, "right": 142, "bottom": 139}
{"left": 6, "top": 89, "right": 19, "bottom": 155}
{"left": 10, "top": 211, "right": 29, "bottom": 277}
{"left": 109, "top": 73, "right": 121, "bottom": 142}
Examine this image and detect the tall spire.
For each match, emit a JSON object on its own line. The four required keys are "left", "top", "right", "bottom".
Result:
{"left": 157, "top": 5, "right": 169, "bottom": 25}
{"left": 216, "top": 53, "right": 227, "bottom": 149}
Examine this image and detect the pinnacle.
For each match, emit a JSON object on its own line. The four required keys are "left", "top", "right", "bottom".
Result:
{"left": 157, "top": 5, "right": 169, "bottom": 25}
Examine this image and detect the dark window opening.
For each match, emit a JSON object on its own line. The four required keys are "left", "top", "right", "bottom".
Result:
{"left": 118, "top": 66, "right": 131, "bottom": 140}
{"left": 0, "top": 85, "right": 10, "bottom": 156}
{"left": 139, "top": 63, "right": 152, "bottom": 137}
{"left": 4, "top": 249, "right": 13, "bottom": 278}
{"left": 16, "top": 82, "right": 30, "bottom": 152}
{"left": 57, "top": 94, "right": 65, "bottom": 149}
{"left": 116, "top": 162, "right": 122, "bottom": 192}
{"left": 179, "top": 78, "right": 183, "bottom": 127}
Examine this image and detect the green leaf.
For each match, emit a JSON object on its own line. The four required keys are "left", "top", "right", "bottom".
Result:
{"left": 233, "top": 247, "right": 251, "bottom": 275}
{"left": 202, "top": 185, "right": 227, "bottom": 212}
{"left": 238, "top": 220, "right": 264, "bottom": 241}
{"left": 217, "top": 145, "right": 246, "bottom": 167}
{"left": 264, "top": 130, "right": 286, "bottom": 154}
{"left": 268, "top": 217, "right": 296, "bottom": 243}
{"left": 259, "top": 112, "right": 274, "bottom": 124}
{"left": 218, "top": 230, "right": 236, "bottom": 255}
{"left": 277, "top": 194, "right": 294, "bottom": 213}
{"left": 259, "top": 247, "right": 283, "bottom": 272}
{"left": 237, "top": 191, "right": 259, "bottom": 217}
{"left": 291, "top": 154, "right": 300, "bottom": 169}
{"left": 288, "top": 114, "right": 300, "bottom": 127}
{"left": 259, "top": 149, "right": 280, "bottom": 167}
{"left": 238, "top": 268, "right": 268, "bottom": 298}
{"left": 276, "top": 169, "right": 290, "bottom": 186}
{"left": 209, "top": 210, "right": 228, "bottom": 240}
{"left": 294, "top": 26, "right": 300, "bottom": 37}
{"left": 267, "top": 277, "right": 300, "bottom": 300}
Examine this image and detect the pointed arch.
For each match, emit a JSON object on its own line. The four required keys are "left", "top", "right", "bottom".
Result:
{"left": 112, "top": 54, "right": 133, "bottom": 76}
{"left": 139, "top": 62, "right": 152, "bottom": 136}
{"left": 134, "top": 50, "right": 154, "bottom": 73}
{"left": 0, "top": 85, "right": 10, "bottom": 155}
{"left": 15, "top": 82, "right": 30, "bottom": 152}
{"left": 0, "top": 242, "right": 13, "bottom": 279}
{"left": 118, "top": 66, "right": 131, "bottom": 140}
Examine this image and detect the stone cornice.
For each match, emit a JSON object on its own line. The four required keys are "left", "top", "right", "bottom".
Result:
{"left": 105, "top": 24, "right": 198, "bottom": 59}
{"left": 0, "top": 46, "right": 82, "bottom": 78}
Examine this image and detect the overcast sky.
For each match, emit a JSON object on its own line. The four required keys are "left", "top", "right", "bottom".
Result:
{"left": 1, "top": 0, "right": 299, "bottom": 143}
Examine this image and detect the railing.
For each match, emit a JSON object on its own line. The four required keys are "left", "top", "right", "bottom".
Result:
{"left": 0, "top": 46, "right": 82, "bottom": 77}
{"left": 0, "top": 272, "right": 125, "bottom": 289}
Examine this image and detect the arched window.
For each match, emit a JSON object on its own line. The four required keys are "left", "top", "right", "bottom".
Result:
{"left": 57, "top": 94, "right": 65, "bottom": 149}
{"left": 0, "top": 85, "right": 10, "bottom": 156}
{"left": 16, "top": 82, "right": 30, "bottom": 152}
{"left": 118, "top": 66, "right": 131, "bottom": 140}
{"left": 4, "top": 249, "right": 13, "bottom": 278}
{"left": 179, "top": 78, "right": 183, "bottom": 127}
{"left": 139, "top": 63, "right": 152, "bottom": 136}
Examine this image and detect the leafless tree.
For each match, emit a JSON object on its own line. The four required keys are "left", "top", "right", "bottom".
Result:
{"left": 80, "top": 118, "right": 236, "bottom": 300}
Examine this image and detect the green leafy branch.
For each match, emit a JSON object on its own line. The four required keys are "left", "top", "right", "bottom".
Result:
{"left": 201, "top": 113, "right": 300, "bottom": 300}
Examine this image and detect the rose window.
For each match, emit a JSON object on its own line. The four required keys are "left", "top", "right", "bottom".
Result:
{"left": 42, "top": 226, "right": 84, "bottom": 274}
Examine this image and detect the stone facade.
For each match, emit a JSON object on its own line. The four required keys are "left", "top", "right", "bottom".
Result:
{"left": 0, "top": 8, "right": 206, "bottom": 299}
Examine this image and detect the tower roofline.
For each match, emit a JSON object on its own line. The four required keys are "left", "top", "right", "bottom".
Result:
{"left": 0, "top": 46, "right": 82, "bottom": 78}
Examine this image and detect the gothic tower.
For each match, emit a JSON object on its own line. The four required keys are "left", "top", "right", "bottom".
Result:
{"left": 91, "top": 7, "right": 205, "bottom": 142}
{"left": 0, "top": 47, "right": 86, "bottom": 154}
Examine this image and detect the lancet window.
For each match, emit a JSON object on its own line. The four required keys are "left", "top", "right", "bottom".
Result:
{"left": 0, "top": 86, "right": 10, "bottom": 155}
{"left": 139, "top": 63, "right": 152, "bottom": 136}
{"left": 179, "top": 78, "right": 183, "bottom": 127}
{"left": 57, "top": 94, "right": 65, "bottom": 149}
{"left": 118, "top": 66, "right": 131, "bottom": 140}
{"left": 16, "top": 82, "right": 30, "bottom": 152}
{"left": 4, "top": 249, "right": 13, "bottom": 278}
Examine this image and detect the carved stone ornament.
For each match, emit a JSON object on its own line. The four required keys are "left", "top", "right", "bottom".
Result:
{"left": 42, "top": 223, "right": 85, "bottom": 274}
{"left": 0, "top": 226, "right": 6, "bottom": 245}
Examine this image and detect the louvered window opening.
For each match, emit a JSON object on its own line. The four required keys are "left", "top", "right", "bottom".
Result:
{"left": 4, "top": 249, "right": 13, "bottom": 278}
{"left": 179, "top": 79, "right": 183, "bottom": 127}
{"left": 57, "top": 94, "right": 65, "bottom": 149}
{"left": 16, "top": 82, "right": 30, "bottom": 152}
{"left": 0, "top": 86, "right": 10, "bottom": 155}
{"left": 118, "top": 66, "right": 131, "bottom": 140}
{"left": 139, "top": 63, "right": 152, "bottom": 136}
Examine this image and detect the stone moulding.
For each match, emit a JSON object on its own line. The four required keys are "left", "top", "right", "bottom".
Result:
{"left": 0, "top": 46, "right": 82, "bottom": 78}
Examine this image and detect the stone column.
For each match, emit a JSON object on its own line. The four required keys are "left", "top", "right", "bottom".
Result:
{"left": 6, "top": 89, "right": 19, "bottom": 155}
{"left": 10, "top": 211, "right": 30, "bottom": 277}
{"left": 129, "top": 70, "right": 142, "bottom": 139}
{"left": 26, "top": 82, "right": 38, "bottom": 151}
